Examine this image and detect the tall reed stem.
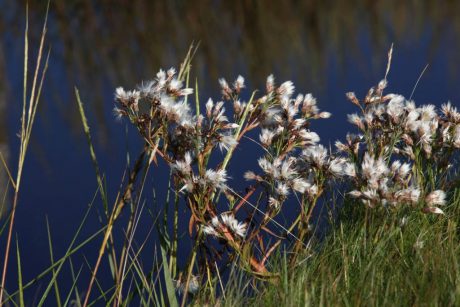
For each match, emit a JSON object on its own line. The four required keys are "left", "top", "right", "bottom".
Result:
{"left": 0, "top": 4, "right": 49, "bottom": 304}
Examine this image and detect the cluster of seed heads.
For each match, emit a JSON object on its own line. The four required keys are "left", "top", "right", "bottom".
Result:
{"left": 113, "top": 65, "right": 458, "bottom": 293}
{"left": 341, "top": 80, "right": 458, "bottom": 214}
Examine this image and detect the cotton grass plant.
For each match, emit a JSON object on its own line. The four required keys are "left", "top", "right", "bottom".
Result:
{"left": 106, "top": 41, "right": 460, "bottom": 305}
{"left": 217, "top": 53, "right": 460, "bottom": 307}
{"left": 112, "top": 53, "right": 345, "bottom": 303}
{"left": 1, "top": 7, "right": 460, "bottom": 305}
{"left": 341, "top": 76, "right": 459, "bottom": 216}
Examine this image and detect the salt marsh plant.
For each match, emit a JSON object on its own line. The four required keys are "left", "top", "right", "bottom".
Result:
{"left": 1, "top": 8, "right": 459, "bottom": 304}
{"left": 341, "top": 76, "right": 460, "bottom": 215}
{"left": 112, "top": 52, "right": 346, "bottom": 304}
{"left": 107, "top": 45, "right": 460, "bottom": 305}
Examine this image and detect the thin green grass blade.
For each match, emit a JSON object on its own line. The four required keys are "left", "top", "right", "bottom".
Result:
{"left": 0, "top": 3, "right": 49, "bottom": 303}
{"left": 221, "top": 90, "right": 257, "bottom": 171}
{"left": 45, "top": 218, "right": 62, "bottom": 307}
{"left": 110, "top": 220, "right": 159, "bottom": 306}
{"left": 122, "top": 270, "right": 147, "bottom": 306}
{"left": 25, "top": 0, "right": 49, "bottom": 136}
{"left": 157, "top": 271, "right": 166, "bottom": 307}
{"left": 2, "top": 290, "right": 19, "bottom": 307}
{"left": 0, "top": 201, "right": 12, "bottom": 236}
{"left": 126, "top": 249, "right": 155, "bottom": 304}
{"left": 86, "top": 285, "right": 117, "bottom": 307}
{"left": 63, "top": 259, "right": 83, "bottom": 307}
{"left": 75, "top": 87, "right": 108, "bottom": 214}
{"left": 9, "top": 194, "right": 101, "bottom": 298}
{"left": 194, "top": 78, "right": 200, "bottom": 118}
{"left": 15, "top": 237, "right": 24, "bottom": 307}
{"left": 147, "top": 249, "right": 163, "bottom": 307}
{"left": 9, "top": 226, "right": 105, "bottom": 298}
{"left": 27, "top": 47, "right": 50, "bottom": 139}
{"left": 161, "top": 244, "right": 179, "bottom": 307}
{"left": 76, "top": 86, "right": 122, "bottom": 306}
{"left": 38, "top": 231, "right": 104, "bottom": 307}
{"left": 137, "top": 280, "right": 149, "bottom": 307}
{"left": 0, "top": 152, "right": 16, "bottom": 190}
{"left": 170, "top": 190, "right": 179, "bottom": 277}
{"left": 82, "top": 256, "right": 107, "bottom": 303}
{"left": 37, "top": 188, "right": 101, "bottom": 306}
{"left": 20, "top": 3, "right": 28, "bottom": 151}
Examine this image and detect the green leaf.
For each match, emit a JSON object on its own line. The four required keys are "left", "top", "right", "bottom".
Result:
{"left": 161, "top": 244, "right": 178, "bottom": 307}
{"left": 15, "top": 237, "right": 24, "bottom": 307}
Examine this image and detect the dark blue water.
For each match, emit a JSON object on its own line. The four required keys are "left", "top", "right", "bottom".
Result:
{"left": 1, "top": 0, "right": 460, "bottom": 304}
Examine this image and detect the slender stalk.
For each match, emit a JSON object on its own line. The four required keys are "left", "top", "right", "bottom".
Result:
{"left": 82, "top": 150, "right": 145, "bottom": 307}
{"left": 180, "top": 230, "right": 201, "bottom": 307}
{"left": 0, "top": 4, "right": 49, "bottom": 304}
{"left": 114, "top": 151, "right": 152, "bottom": 306}
{"left": 170, "top": 191, "right": 179, "bottom": 277}
{"left": 220, "top": 91, "right": 257, "bottom": 172}
{"left": 0, "top": 192, "right": 19, "bottom": 304}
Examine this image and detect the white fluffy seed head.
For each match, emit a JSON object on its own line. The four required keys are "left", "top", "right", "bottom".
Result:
{"left": 234, "top": 75, "right": 245, "bottom": 90}
{"left": 302, "top": 144, "right": 328, "bottom": 167}
{"left": 276, "top": 182, "right": 290, "bottom": 196}
{"left": 266, "top": 74, "right": 275, "bottom": 92}
{"left": 260, "top": 129, "right": 276, "bottom": 147}
{"left": 292, "top": 178, "right": 311, "bottom": 193}
{"left": 244, "top": 171, "right": 257, "bottom": 181}
{"left": 395, "top": 188, "right": 421, "bottom": 204}
{"left": 278, "top": 81, "right": 295, "bottom": 99}
{"left": 298, "top": 130, "right": 320, "bottom": 144}
{"left": 204, "top": 169, "right": 227, "bottom": 190}
{"left": 219, "top": 135, "right": 238, "bottom": 152}
{"left": 386, "top": 95, "right": 405, "bottom": 120}
{"left": 203, "top": 225, "right": 218, "bottom": 237}
{"left": 343, "top": 163, "right": 356, "bottom": 177}
{"left": 348, "top": 190, "right": 362, "bottom": 198}
{"left": 425, "top": 190, "right": 446, "bottom": 206}
{"left": 206, "top": 98, "right": 214, "bottom": 116}
{"left": 454, "top": 125, "right": 460, "bottom": 148}
{"left": 328, "top": 158, "right": 346, "bottom": 177}
{"left": 220, "top": 213, "right": 247, "bottom": 238}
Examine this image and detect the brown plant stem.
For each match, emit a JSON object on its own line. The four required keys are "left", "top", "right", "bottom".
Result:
{"left": 0, "top": 191, "right": 19, "bottom": 305}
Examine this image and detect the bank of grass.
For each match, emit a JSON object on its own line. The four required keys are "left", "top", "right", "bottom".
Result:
{"left": 222, "top": 196, "right": 460, "bottom": 307}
